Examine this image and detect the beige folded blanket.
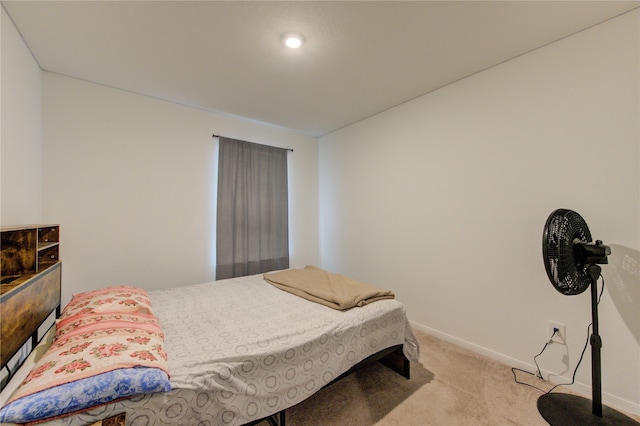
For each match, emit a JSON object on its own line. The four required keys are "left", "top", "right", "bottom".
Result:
{"left": 264, "top": 266, "right": 394, "bottom": 310}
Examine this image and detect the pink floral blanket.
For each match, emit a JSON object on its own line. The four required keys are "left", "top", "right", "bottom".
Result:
{"left": 8, "top": 290, "right": 169, "bottom": 404}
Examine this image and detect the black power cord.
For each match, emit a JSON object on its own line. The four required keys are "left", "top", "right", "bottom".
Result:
{"left": 512, "top": 274, "right": 606, "bottom": 394}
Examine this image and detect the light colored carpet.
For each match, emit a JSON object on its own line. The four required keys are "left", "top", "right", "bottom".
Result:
{"left": 258, "top": 329, "right": 639, "bottom": 425}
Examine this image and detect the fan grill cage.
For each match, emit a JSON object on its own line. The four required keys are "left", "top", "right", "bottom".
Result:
{"left": 543, "top": 209, "right": 592, "bottom": 295}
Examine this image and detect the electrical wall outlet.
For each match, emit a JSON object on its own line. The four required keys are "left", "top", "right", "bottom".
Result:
{"left": 548, "top": 321, "right": 565, "bottom": 344}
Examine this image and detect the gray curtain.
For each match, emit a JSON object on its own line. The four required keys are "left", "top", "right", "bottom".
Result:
{"left": 216, "top": 137, "right": 289, "bottom": 279}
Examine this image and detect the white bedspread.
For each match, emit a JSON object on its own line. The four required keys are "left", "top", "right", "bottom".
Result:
{"left": 38, "top": 273, "right": 419, "bottom": 426}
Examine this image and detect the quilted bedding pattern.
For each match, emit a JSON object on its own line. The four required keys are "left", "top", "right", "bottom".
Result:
{"left": 21, "top": 273, "right": 419, "bottom": 426}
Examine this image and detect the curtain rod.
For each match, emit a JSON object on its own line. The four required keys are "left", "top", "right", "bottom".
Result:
{"left": 212, "top": 134, "right": 293, "bottom": 152}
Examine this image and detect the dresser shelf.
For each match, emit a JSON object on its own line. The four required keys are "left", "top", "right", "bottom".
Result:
{"left": 1, "top": 225, "right": 60, "bottom": 296}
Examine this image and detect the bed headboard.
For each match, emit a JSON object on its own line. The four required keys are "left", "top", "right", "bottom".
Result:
{"left": 0, "top": 225, "right": 61, "bottom": 391}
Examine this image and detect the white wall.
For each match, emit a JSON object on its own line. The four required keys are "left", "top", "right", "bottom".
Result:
{"left": 1, "top": 7, "right": 42, "bottom": 225}
{"left": 42, "top": 73, "right": 319, "bottom": 305}
{"left": 319, "top": 9, "right": 639, "bottom": 414}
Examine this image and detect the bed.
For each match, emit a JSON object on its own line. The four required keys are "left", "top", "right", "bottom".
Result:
{"left": 0, "top": 268, "right": 419, "bottom": 425}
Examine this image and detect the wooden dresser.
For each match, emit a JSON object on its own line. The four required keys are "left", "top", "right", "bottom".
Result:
{"left": 0, "top": 225, "right": 61, "bottom": 383}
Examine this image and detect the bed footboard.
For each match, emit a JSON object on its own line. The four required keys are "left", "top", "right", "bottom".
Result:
{"left": 331, "top": 344, "right": 410, "bottom": 383}
{"left": 379, "top": 345, "right": 411, "bottom": 379}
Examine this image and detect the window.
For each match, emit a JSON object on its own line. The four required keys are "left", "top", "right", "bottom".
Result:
{"left": 215, "top": 137, "right": 289, "bottom": 279}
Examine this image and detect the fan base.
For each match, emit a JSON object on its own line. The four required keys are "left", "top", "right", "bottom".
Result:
{"left": 538, "top": 393, "right": 639, "bottom": 425}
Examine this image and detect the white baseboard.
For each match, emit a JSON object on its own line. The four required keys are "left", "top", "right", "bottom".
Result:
{"left": 409, "top": 320, "right": 640, "bottom": 417}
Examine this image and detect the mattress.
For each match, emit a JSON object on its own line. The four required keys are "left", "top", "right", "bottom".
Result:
{"left": 19, "top": 273, "right": 419, "bottom": 425}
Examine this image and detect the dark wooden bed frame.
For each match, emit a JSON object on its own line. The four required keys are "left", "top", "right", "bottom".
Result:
{"left": 1, "top": 255, "right": 61, "bottom": 390}
{"left": 1, "top": 225, "right": 61, "bottom": 391}
{"left": 0, "top": 264, "right": 61, "bottom": 390}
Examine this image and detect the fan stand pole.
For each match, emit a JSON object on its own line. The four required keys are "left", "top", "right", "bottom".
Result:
{"left": 537, "top": 264, "right": 639, "bottom": 425}
{"left": 588, "top": 264, "right": 603, "bottom": 417}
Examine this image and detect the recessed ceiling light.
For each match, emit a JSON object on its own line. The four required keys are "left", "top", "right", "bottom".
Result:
{"left": 283, "top": 33, "right": 304, "bottom": 49}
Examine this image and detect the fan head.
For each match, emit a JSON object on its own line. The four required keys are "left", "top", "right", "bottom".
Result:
{"left": 542, "top": 209, "right": 593, "bottom": 295}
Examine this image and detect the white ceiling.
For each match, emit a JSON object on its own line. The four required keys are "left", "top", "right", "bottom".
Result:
{"left": 3, "top": 1, "right": 639, "bottom": 137}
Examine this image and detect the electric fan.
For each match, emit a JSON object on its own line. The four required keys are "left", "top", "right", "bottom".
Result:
{"left": 538, "top": 209, "right": 638, "bottom": 425}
